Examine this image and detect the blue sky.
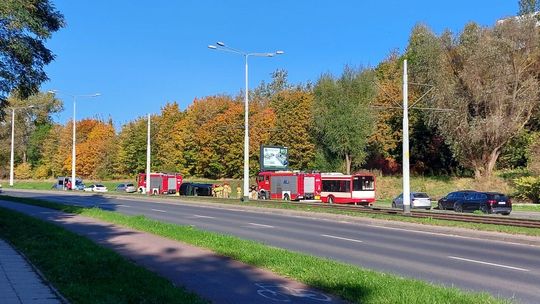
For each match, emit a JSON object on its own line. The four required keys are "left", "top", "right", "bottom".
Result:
{"left": 43, "top": 1, "right": 518, "bottom": 127}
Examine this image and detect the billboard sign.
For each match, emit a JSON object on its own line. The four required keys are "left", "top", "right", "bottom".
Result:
{"left": 260, "top": 145, "right": 289, "bottom": 171}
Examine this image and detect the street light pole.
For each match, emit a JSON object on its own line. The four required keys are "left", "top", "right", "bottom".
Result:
{"left": 9, "top": 105, "right": 36, "bottom": 187}
{"left": 71, "top": 95, "right": 77, "bottom": 190}
{"left": 146, "top": 113, "right": 151, "bottom": 195}
{"left": 208, "top": 42, "right": 284, "bottom": 201}
{"left": 402, "top": 59, "right": 411, "bottom": 214}
{"left": 9, "top": 108, "right": 15, "bottom": 187}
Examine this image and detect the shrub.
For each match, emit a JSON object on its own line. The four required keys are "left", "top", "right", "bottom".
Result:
{"left": 513, "top": 176, "right": 540, "bottom": 204}
{"left": 34, "top": 165, "right": 51, "bottom": 179}
{"left": 14, "top": 163, "right": 33, "bottom": 179}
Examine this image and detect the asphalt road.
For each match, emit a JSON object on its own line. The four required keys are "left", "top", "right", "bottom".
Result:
{"left": 4, "top": 189, "right": 540, "bottom": 303}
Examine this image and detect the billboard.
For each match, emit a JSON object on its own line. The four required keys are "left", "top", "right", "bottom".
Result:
{"left": 260, "top": 145, "right": 289, "bottom": 171}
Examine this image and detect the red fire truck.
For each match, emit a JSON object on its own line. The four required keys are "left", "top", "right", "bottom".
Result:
{"left": 320, "top": 172, "right": 376, "bottom": 205}
{"left": 137, "top": 173, "right": 183, "bottom": 195}
{"left": 256, "top": 171, "right": 322, "bottom": 201}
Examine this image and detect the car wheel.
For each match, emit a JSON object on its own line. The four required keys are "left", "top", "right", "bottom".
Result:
{"left": 454, "top": 203, "right": 463, "bottom": 213}
{"left": 259, "top": 191, "right": 267, "bottom": 200}
{"left": 425, "top": 207, "right": 431, "bottom": 210}
{"left": 283, "top": 193, "right": 290, "bottom": 201}
{"left": 438, "top": 202, "right": 445, "bottom": 210}
{"left": 480, "top": 204, "right": 489, "bottom": 214}
{"left": 502, "top": 212, "right": 511, "bottom": 216}
{"left": 328, "top": 196, "right": 334, "bottom": 204}
{"left": 391, "top": 201, "right": 396, "bottom": 208}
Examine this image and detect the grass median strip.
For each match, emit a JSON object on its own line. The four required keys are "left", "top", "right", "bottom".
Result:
{"left": 0, "top": 206, "right": 207, "bottom": 304}
{"left": 0, "top": 195, "right": 506, "bottom": 304}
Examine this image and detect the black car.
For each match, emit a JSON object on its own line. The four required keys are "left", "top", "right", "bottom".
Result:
{"left": 453, "top": 192, "right": 512, "bottom": 215}
{"left": 437, "top": 190, "right": 476, "bottom": 210}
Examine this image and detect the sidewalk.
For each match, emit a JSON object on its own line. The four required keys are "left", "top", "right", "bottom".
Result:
{"left": 0, "top": 239, "right": 61, "bottom": 304}
{"left": 0, "top": 200, "right": 345, "bottom": 304}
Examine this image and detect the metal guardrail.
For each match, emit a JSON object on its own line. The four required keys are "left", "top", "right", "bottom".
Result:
{"left": 279, "top": 201, "right": 540, "bottom": 229}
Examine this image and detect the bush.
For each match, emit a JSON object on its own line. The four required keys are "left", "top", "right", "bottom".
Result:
{"left": 34, "top": 165, "right": 51, "bottom": 179}
{"left": 14, "top": 163, "right": 33, "bottom": 179}
{"left": 513, "top": 176, "right": 540, "bottom": 204}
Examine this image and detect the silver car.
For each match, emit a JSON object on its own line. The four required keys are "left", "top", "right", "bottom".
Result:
{"left": 392, "top": 192, "right": 432, "bottom": 210}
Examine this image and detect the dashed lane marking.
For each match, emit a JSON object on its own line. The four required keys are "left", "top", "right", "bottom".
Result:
{"left": 321, "top": 234, "right": 363, "bottom": 243}
{"left": 191, "top": 214, "right": 216, "bottom": 219}
{"left": 448, "top": 256, "right": 530, "bottom": 272}
{"left": 150, "top": 208, "right": 167, "bottom": 213}
{"left": 248, "top": 223, "right": 275, "bottom": 228}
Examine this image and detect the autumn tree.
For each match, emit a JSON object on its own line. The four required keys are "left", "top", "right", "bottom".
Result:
{"left": 518, "top": 0, "right": 540, "bottom": 15}
{"left": 153, "top": 102, "right": 184, "bottom": 172}
{"left": 313, "top": 66, "right": 377, "bottom": 174}
{"left": 407, "top": 20, "right": 540, "bottom": 178}
{"left": 0, "top": 0, "right": 64, "bottom": 114}
{"left": 269, "top": 89, "right": 316, "bottom": 170}
{"left": 115, "top": 117, "right": 148, "bottom": 176}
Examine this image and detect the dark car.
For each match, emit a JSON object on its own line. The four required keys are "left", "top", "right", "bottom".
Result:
{"left": 180, "top": 182, "right": 213, "bottom": 196}
{"left": 453, "top": 192, "right": 512, "bottom": 215}
{"left": 437, "top": 190, "right": 476, "bottom": 210}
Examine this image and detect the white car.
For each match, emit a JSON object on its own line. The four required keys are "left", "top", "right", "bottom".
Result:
{"left": 84, "top": 184, "right": 108, "bottom": 192}
{"left": 392, "top": 192, "right": 432, "bottom": 210}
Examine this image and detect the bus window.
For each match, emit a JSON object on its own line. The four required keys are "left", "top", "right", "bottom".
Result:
{"left": 353, "top": 176, "right": 374, "bottom": 191}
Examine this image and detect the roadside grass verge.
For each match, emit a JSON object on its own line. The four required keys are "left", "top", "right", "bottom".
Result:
{"left": 0, "top": 207, "right": 207, "bottom": 304}
{"left": 0, "top": 196, "right": 506, "bottom": 304}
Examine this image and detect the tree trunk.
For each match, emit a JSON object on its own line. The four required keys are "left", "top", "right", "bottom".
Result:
{"left": 345, "top": 153, "right": 351, "bottom": 175}
{"left": 485, "top": 148, "right": 501, "bottom": 178}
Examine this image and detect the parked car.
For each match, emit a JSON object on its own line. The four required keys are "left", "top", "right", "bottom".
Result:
{"left": 392, "top": 192, "right": 432, "bottom": 210}
{"left": 52, "top": 177, "right": 84, "bottom": 190}
{"left": 115, "top": 183, "right": 136, "bottom": 193}
{"left": 437, "top": 190, "right": 476, "bottom": 210}
{"left": 453, "top": 192, "right": 512, "bottom": 215}
{"left": 180, "top": 182, "right": 213, "bottom": 196}
{"left": 84, "top": 184, "right": 108, "bottom": 192}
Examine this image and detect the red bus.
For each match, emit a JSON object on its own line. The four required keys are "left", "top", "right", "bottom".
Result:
{"left": 320, "top": 173, "right": 375, "bottom": 205}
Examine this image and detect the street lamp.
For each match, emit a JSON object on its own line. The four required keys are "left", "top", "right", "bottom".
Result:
{"left": 48, "top": 90, "right": 100, "bottom": 189}
{"left": 208, "top": 42, "right": 284, "bottom": 201}
{"left": 8, "top": 105, "right": 36, "bottom": 187}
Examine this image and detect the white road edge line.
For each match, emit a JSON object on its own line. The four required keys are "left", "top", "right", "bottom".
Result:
{"left": 150, "top": 208, "right": 167, "bottom": 213}
{"left": 192, "top": 215, "right": 216, "bottom": 219}
{"left": 321, "top": 234, "right": 363, "bottom": 243}
{"left": 248, "top": 223, "right": 274, "bottom": 228}
{"left": 448, "top": 256, "right": 530, "bottom": 272}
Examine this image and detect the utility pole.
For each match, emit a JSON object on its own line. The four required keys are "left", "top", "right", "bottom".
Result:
{"left": 402, "top": 59, "right": 411, "bottom": 214}
{"left": 146, "top": 113, "right": 151, "bottom": 195}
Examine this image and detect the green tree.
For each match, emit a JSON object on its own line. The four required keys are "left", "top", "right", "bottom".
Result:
{"left": 313, "top": 66, "right": 377, "bottom": 174}
{"left": 0, "top": 0, "right": 64, "bottom": 113}
{"left": 407, "top": 21, "right": 540, "bottom": 178}
{"left": 518, "top": 0, "right": 540, "bottom": 15}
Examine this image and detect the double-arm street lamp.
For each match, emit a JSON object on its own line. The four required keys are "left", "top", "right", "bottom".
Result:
{"left": 9, "top": 105, "right": 36, "bottom": 187}
{"left": 49, "top": 91, "right": 100, "bottom": 188}
{"left": 208, "top": 41, "right": 284, "bottom": 200}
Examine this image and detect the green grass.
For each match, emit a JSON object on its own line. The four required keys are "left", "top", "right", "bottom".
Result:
{"left": 0, "top": 206, "right": 207, "bottom": 304}
{"left": 0, "top": 196, "right": 506, "bottom": 304}
{"left": 513, "top": 204, "right": 540, "bottom": 212}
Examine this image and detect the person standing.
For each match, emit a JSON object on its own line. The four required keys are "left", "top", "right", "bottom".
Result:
{"left": 236, "top": 185, "right": 242, "bottom": 199}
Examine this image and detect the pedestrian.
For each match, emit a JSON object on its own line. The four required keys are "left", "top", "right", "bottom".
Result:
{"left": 223, "top": 183, "right": 230, "bottom": 198}
{"left": 236, "top": 185, "right": 242, "bottom": 200}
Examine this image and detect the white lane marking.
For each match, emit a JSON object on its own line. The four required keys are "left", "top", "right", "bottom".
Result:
{"left": 366, "top": 224, "right": 540, "bottom": 248}
{"left": 191, "top": 214, "right": 216, "bottom": 219}
{"left": 321, "top": 234, "right": 363, "bottom": 243}
{"left": 117, "top": 204, "right": 131, "bottom": 208}
{"left": 448, "top": 256, "right": 530, "bottom": 272}
{"left": 150, "top": 208, "right": 167, "bottom": 213}
{"left": 248, "top": 223, "right": 274, "bottom": 228}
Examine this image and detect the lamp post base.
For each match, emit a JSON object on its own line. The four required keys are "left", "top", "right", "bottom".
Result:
{"left": 403, "top": 205, "right": 411, "bottom": 214}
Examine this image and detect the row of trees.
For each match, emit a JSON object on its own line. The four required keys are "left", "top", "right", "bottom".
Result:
{"left": 2, "top": 4, "right": 540, "bottom": 180}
